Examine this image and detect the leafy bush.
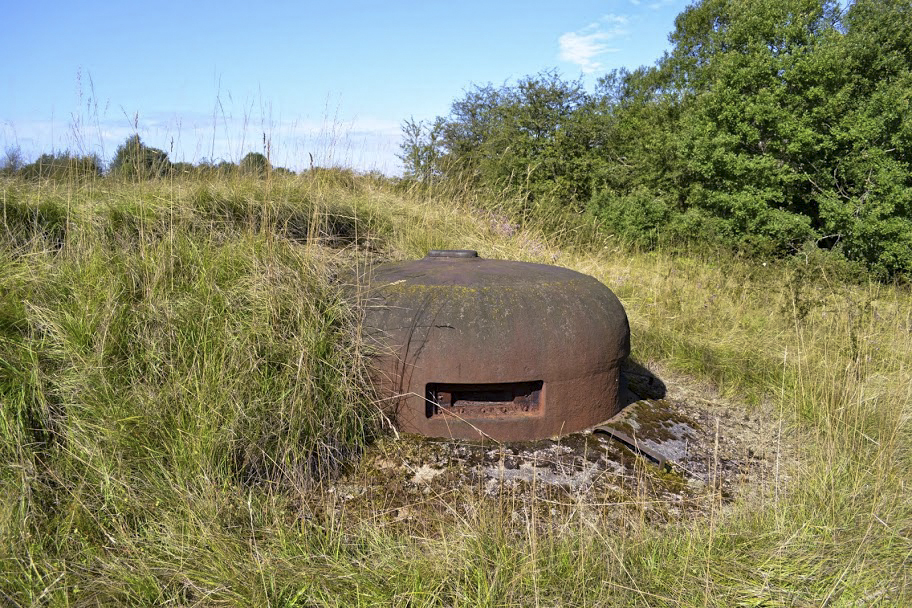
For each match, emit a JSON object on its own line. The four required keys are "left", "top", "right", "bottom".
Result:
{"left": 409, "top": 0, "right": 912, "bottom": 279}
{"left": 239, "top": 151, "right": 271, "bottom": 177}
{"left": 1, "top": 146, "right": 24, "bottom": 175}
{"left": 18, "top": 152, "right": 102, "bottom": 181}
{"left": 109, "top": 135, "right": 170, "bottom": 178}
{"left": 588, "top": 188, "right": 672, "bottom": 248}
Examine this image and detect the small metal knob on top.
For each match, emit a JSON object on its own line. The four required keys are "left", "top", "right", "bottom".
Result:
{"left": 426, "top": 250, "right": 479, "bottom": 258}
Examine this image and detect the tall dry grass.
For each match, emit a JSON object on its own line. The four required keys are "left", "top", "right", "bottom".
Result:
{"left": 1, "top": 171, "right": 909, "bottom": 605}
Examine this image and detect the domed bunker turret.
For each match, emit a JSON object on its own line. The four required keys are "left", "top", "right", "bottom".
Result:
{"left": 363, "top": 250, "right": 630, "bottom": 441}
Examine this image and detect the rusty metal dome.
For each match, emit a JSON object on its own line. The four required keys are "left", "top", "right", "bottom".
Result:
{"left": 363, "top": 250, "right": 630, "bottom": 441}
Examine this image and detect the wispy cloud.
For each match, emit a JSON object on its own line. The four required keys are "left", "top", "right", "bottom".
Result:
{"left": 558, "top": 15, "right": 628, "bottom": 74}
{"left": 0, "top": 111, "right": 404, "bottom": 175}
{"left": 637, "top": 0, "right": 676, "bottom": 9}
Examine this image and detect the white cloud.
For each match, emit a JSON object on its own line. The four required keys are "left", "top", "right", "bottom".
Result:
{"left": 558, "top": 15, "right": 628, "bottom": 74}
{"left": 1, "top": 110, "right": 405, "bottom": 174}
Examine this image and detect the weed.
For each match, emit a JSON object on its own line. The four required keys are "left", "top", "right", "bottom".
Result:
{"left": 1, "top": 172, "right": 909, "bottom": 605}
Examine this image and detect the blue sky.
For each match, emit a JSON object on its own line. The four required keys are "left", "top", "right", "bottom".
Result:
{"left": 1, "top": 0, "right": 689, "bottom": 174}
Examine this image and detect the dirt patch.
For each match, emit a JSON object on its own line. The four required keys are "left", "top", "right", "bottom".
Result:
{"left": 322, "top": 359, "right": 796, "bottom": 533}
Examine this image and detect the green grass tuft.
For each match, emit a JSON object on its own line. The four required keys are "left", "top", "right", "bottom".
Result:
{"left": 1, "top": 172, "right": 910, "bottom": 605}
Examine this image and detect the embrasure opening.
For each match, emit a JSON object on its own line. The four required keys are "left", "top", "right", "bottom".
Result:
{"left": 425, "top": 381, "right": 543, "bottom": 418}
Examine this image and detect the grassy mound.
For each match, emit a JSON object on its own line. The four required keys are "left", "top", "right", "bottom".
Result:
{"left": 1, "top": 173, "right": 909, "bottom": 605}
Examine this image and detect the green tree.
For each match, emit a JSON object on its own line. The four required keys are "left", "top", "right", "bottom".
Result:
{"left": 2, "top": 146, "right": 24, "bottom": 175}
{"left": 239, "top": 152, "right": 271, "bottom": 177}
{"left": 812, "top": 0, "right": 912, "bottom": 276}
{"left": 170, "top": 161, "right": 195, "bottom": 176}
{"left": 110, "top": 135, "right": 170, "bottom": 178}
{"left": 398, "top": 116, "right": 446, "bottom": 184}
{"left": 19, "top": 152, "right": 103, "bottom": 181}
{"left": 600, "top": 0, "right": 912, "bottom": 272}
{"left": 665, "top": 0, "right": 842, "bottom": 252}
{"left": 216, "top": 161, "right": 237, "bottom": 177}
{"left": 407, "top": 0, "right": 912, "bottom": 277}
{"left": 420, "top": 70, "right": 597, "bottom": 206}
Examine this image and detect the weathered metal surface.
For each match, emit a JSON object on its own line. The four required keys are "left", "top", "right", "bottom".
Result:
{"left": 593, "top": 425, "right": 669, "bottom": 469}
{"left": 425, "top": 249, "right": 479, "bottom": 258}
{"left": 362, "top": 250, "right": 630, "bottom": 441}
{"left": 426, "top": 381, "right": 543, "bottom": 417}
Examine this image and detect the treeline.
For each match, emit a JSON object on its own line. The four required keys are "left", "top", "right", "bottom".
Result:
{"left": 0, "top": 135, "right": 292, "bottom": 181}
{"left": 400, "top": 0, "right": 912, "bottom": 278}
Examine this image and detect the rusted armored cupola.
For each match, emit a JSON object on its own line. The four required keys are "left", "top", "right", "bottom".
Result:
{"left": 363, "top": 250, "right": 630, "bottom": 441}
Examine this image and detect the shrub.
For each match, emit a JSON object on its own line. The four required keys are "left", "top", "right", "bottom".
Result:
{"left": 109, "top": 135, "right": 170, "bottom": 178}
{"left": 239, "top": 152, "right": 270, "bottom": 177}
{"left": 19, "top": 152, "right": 102, "bottom": 181}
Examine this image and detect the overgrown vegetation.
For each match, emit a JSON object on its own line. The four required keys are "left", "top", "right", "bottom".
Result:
{"left": 0, "top": 150, "right": 103, "bottom": 181}
{"left": 1, "top": 168, "right": 909, "bottom": 605}
{"left": 1, "top": 0, "right": 910, "bottom": 604}
{"left": 2, "top": 135, "right": 291, "bottom": 183}
{"left": 401, "top": 0, "right": 912, "bottom": 278}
